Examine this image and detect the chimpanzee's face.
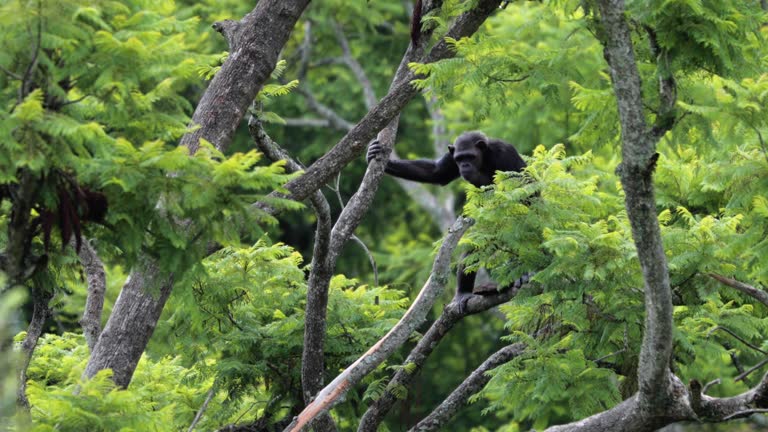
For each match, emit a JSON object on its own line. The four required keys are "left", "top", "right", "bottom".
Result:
{"left": 450, "top": 136, "right": 486, "bottom": 179}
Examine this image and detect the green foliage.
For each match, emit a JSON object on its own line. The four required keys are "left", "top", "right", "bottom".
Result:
{"left": 19, "top": 333, "right": 214, "bottom": 432}
{"left": 0, "top": 289, "right": 25, "bottom": 426}
{"left": 159, "top": 241, "right": 409, "bottom": 423}
{"left": 628, "top": 0, "right": 765, "bottom": 76}
{"left": 0, "top": 0, "right": 301, "bottom": 277}
{"left": 463, "top": 141, "right": 768, "bottom": 427}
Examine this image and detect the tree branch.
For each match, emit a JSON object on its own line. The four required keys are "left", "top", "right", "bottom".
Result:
{"left": 358, "top": 275, "right": 537, "bottom": 431}
{"left": 77, "top": 238, "right": 106, "bottom": 351}
{"left": 180, "top": 0, "right": 312, "bottom": 154}
{"left": 188, "top": 385, "right": 216, "bottom": 432}
{"left": 408, "top": 344, "right": 526, "bottom": 432}
{"left": 597, "top": 0, "right": 674, "bottom": 411}
{"left": 331, "top": 20, "right": 378, "bottom": 109}
{"left": 16, "top": 286, "right": 52, "bottom": 409}
{"left": 282, "top": 217, "right": 474, "bottom": 432}
{"left": 709, "top": 273, "right": 768, "bottom": 308}
{"left": 276, "top": 0, "right": 503, "bottom": 205}
{"left": 84, "top": 0, "right": 312, "bottom": 388}
{"left": 247, "top": 118, "right": 338, "bottom": 432}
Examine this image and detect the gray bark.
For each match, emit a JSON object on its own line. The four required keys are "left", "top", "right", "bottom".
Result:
{"left": 282, "top": 217, "right": 474, "bottom": 432}
{"left": 248, "top": 119, "right": 337, "bottom": 432}
{"left": 83, "top": 0, "right": 312, "bottom": 388}
{"left": 276, "top": 0, "right": 504, "bottom": 205}
{"left": 16, "top": 286, "right": 52, "bottom": 408}
{"left": 708, "top": 273, "right": 768, "bottom": 308}
{"left": 358, "top": 276, "right": 537, "bottom": 431}
{"left": 542, "top": 1, "right": 768, "bottom": 430}
{"left": 77, "top": 238, "right": 106, "bottom": 351}
{"left": 83, "top": 258, "right": 173, "bottom": 387}
{"left": 597, "top": 0, "right": 674, "bottom": 412}
{"left": 408, "top": 344, "right": 526, "bottom": 432}
{"left": 180, "top": 0, "right": 312, "bottom": 153}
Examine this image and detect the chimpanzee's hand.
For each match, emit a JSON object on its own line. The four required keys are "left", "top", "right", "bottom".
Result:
{"left": 366, "top": 139, "right": 383, "bottom": 165}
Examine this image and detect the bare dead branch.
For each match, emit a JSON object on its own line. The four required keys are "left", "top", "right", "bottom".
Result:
{"left": 329, "top": 174, "right": 378, "bottom": 286}
{"left": 283, "top": 118, "right": 337, "bottom": 128}
{"left": 708, "top": 326, "right": 768, "bottom": 355}
{"left": 709, "top": 273, "right": 768, "bottom": 308}
{"left": 297, "top": 21, "right": 312, "bottom": 81}
{"left": 77, "top": 237, "right": 106, "bottom": 351}
{"left": 282, "top": 217, "right": 474, "bottom": 432}
{"left": 408, "top": 344, "right": 526, "bottom": 432}
{"left": 331, "top": 20, "right": 377, "bottom": 109}
{"left": 295, "top": 86, "right": 356, "bottom": 131}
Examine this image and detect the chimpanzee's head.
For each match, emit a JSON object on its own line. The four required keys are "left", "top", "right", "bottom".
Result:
{"left": 449, "top": 131, "right": 489, "bottom": 186}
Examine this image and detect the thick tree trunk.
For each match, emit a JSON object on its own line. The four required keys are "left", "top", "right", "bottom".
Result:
{"left": 83, "top": 0, "right": 313, "bottom": 388}
{"left": 82, "top": 258, "right": 173, "bottom": 387}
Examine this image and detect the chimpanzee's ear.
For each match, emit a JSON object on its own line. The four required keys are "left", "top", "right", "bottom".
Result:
{"left": 476, "top": 140, "right": 487, "bottom": 150}
{"left": 448, "top": 145, "right": 455, "bottom": 154}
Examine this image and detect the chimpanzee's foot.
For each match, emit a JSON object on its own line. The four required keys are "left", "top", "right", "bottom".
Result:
{"left": 452, "top": 291, "right": 475, "bottom": 314}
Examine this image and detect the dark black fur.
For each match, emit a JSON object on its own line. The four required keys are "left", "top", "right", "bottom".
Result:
{"left": 367, "top": 131, "right": 527, "bottom": 311}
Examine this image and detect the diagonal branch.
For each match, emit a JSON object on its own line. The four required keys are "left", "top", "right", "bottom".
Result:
{"left": 83, "top": 0, "right": 313, "bottom": 388}
{"left": 282, "top": 217, "right": 474, "bottom": 432}
{"left": 407, "top": 343, "right": 526, "bottom": 432}
{"left": 708, "top": 273, "right": 768, "bottom": 308}
{"left": 357, "top": 275, "right": 536, "bottom": 431}
{"left": 276, "top": 0, "right": 504, "bottom": 205}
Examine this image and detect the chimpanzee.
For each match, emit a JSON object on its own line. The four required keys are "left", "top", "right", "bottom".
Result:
{"left": 367, "top": 131, "right": 528, "bottom": 311}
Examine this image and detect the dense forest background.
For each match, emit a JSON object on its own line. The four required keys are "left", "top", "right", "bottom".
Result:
{"left": 1, "top": 0, "right": 768, "bottom": 431}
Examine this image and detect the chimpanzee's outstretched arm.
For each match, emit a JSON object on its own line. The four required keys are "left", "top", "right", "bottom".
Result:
{"left": 384, "top": 154, "right": 459, "bottom": 185}
{"left": 367, "top": 140, "right": 459, "bottom": 185}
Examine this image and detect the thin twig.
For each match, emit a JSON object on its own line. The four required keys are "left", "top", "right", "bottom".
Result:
{"left": 187, "top": 385, "right": 216, "bottom": 432}
{"left": 722, "top": 408, "right": 768, "bottom": 421}
{"left": 708, "top": 326, "right": 768, "bottom": 355}
{"left": 735, "top": 356, "right": 768, "bottom": 383}
{"left": 701, "top": 378, "right": 721, "bottom": 394}
{"left": 329, "top": 173, "right": 379, "bottom": 286}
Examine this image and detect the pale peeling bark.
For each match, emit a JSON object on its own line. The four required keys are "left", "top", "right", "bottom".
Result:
{"left": 282, "top": 217, "right": 473, "bottom": 432}
{"left": 83, "top": 0, "right": 313, "bottom": 388}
